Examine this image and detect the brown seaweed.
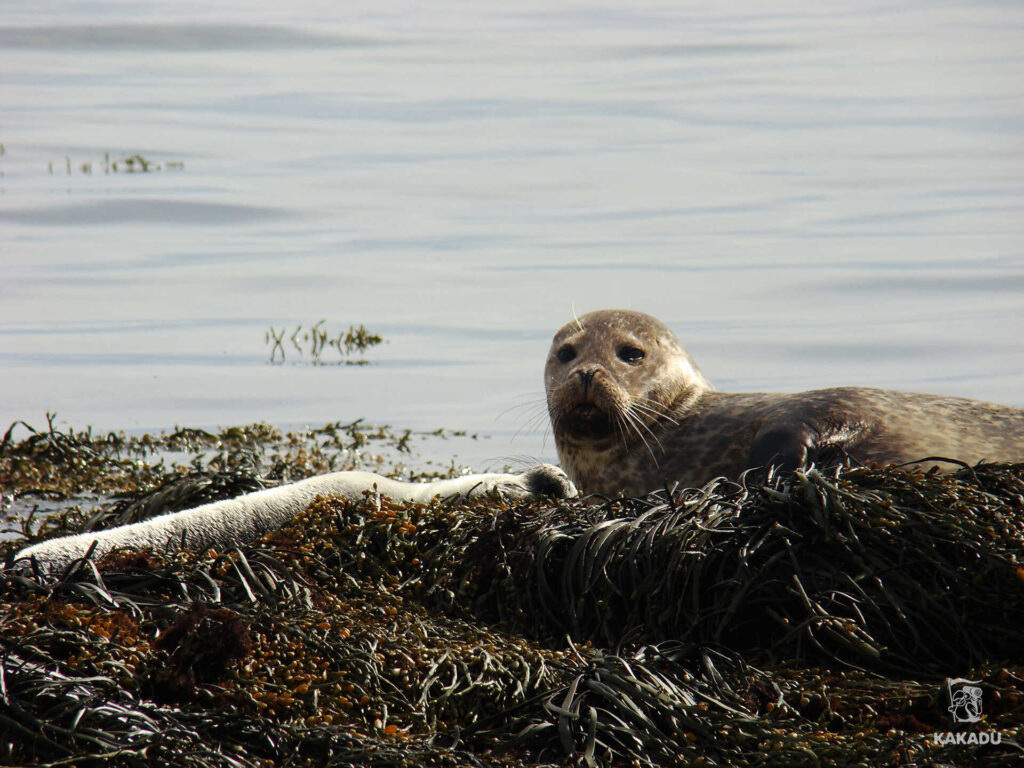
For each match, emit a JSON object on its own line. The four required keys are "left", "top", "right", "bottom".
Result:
{"left": 1, "top": 420, "right": 1022, "bottom": 767}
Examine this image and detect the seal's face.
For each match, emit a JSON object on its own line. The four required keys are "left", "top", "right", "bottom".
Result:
{"left": 545, "top": 310, "right": 709, "bottom": 452}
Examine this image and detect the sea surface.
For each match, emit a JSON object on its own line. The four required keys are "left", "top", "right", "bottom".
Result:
{"left": 2, "top": 0, "right": 1023, "bottom": 471}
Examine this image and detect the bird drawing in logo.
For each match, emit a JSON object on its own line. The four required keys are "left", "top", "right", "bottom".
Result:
{"left": 947, "top": 679, "right": 983, "bottom": 723}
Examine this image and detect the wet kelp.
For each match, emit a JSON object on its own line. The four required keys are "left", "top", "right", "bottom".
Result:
{"left": 471, "top": 465, "right": 1024, "bottom": 669}
{"left": 1, "top": 421, "right": 1023, "bottom": 767}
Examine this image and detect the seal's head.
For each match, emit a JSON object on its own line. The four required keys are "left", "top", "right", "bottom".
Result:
{"left": 545, "top": 310, "right": 711, "bottom": 473}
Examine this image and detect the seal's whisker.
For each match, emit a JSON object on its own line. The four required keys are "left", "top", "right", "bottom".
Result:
{"left": 498, "top": 397, "right": 547, "bottom": 420}
{"left": 613, "top": 413, "right": 631, "bottom": 454}
{"left": 488, "top": 454, "right": 548, "bottom": 470}
{"left": 626, "top": 405, "right": 664, "bottom": 455}
{"left": 620, "top": 407, "right": 660, "bottom": 466}
{"left": 633, "top": 397, "right": 680, "bottom": 425}
{"left": 630, "top": 399, "right": 679, "bottom": 423}
{"left": 631, "top": 401, "right": 678, "bottom": 427}
{"left": 624, "top": 402, "right": 660, "bottom": 440}
{"left": 512, "top": 391, "right": 546, "bottom": 400}
{"left": 538, "top": 422, "right": 554, "bottom": 454}
{"left": 538, "top": 424, "right": 553, "bottom": 454}
{"left": 513, "top": 409, "right": 552, "bottom": 442}
{"left": 523, "top": 410, "right": 550, "bottom": 432}
{"left": 512, "top": 400, "right": 549, "bottom": 424}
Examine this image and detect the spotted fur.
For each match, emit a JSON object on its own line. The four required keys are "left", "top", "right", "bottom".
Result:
{"left": 546, "top": 309, "right": 1024, "bottom": 496}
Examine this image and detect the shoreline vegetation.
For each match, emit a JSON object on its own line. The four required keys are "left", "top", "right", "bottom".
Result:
{"left": 1, "top": 417, "right": 1022, "bottom": 767}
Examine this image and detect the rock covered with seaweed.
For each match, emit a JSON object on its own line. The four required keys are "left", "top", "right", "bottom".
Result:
{"left": 1, "top": 419, "right": 1023, "bottom": 767}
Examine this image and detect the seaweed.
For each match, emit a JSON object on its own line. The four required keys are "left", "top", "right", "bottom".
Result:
{"left": 45, "top": 151, "right": 184, "bottom": 176}
{"left": 0, "top": 416, "right": 469, "bottom": 544}
{"left": 456, "top": 465, "right": 1024, "bottom": 670}
{"left": 1, "top": 420, "right": 1022, "bottom": 766}
{"left": 265, "top": 321, "right": 383, "bottom": 365}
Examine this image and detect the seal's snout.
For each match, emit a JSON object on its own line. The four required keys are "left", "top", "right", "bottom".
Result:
{"left": 576, "top": 368, "right": 597, "bottom": 395}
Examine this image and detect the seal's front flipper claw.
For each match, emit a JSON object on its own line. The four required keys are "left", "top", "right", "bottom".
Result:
{"left": 516, "top": 464, "right": 578, "bottom": 499}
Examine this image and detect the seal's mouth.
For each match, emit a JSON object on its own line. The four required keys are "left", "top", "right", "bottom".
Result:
{"left": 562, "top": 402, "right": 614, "bottom": 439}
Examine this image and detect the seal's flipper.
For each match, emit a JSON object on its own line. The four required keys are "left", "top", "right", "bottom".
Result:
{"left": 749, "top": 422, "right": 815, "bottom": 474}
{"left": 516, "top": 464, "right": 577, "bottom": 499}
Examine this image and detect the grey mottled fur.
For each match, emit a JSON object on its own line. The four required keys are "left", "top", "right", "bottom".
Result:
{"left": 547, "top": 309, "right": 1024, "bottom": 496}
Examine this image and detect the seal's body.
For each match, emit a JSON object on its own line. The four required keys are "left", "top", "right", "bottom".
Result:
{"left": 546, "top": 310, "right": 1024, "bottom": 496}
{"left": 14, "top": 466, "right": 575, "bottom": 574}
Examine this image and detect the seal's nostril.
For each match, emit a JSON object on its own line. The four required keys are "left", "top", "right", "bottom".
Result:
{"left": 577, "top": 369, "right": 596, "bottom": 393}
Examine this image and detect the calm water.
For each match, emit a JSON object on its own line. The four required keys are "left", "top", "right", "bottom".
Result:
{"left": 2, "top": 1, "right": 1023, "bottom": 470}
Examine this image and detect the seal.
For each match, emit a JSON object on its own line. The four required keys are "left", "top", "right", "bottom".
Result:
{"left": 14, "top": 465, "right": 576, "bottom": 574}
{"left": 546, "top": 309, "right": 1024, "bottom": 496}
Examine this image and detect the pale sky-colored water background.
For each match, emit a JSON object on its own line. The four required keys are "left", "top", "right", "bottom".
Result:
{"left": 2, "top": 0, "right": 1023, "bottom": 471}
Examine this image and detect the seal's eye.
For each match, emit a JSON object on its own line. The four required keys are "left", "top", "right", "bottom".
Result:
{"left": 617, "top": 345, "right": 645, "bottom": 364}
{"left": 556, "top": 345, "right": 577, "bottom": 364}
